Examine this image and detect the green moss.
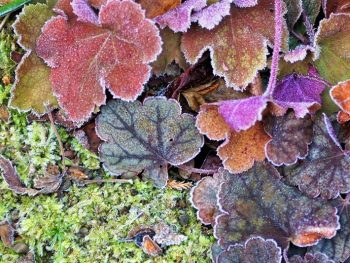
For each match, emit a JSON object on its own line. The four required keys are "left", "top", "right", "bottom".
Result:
{"left": 0, "top": 31, "right": 16, "bottom": 76}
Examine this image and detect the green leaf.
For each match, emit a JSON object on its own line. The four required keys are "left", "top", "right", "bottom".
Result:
{"left": 0, "top": 0, "right": 31, "bottom": 18}
{"left": 10, "top": 3, "right": 57, "bottom": 115}
{"left": 96, "top": 97, "right": 204, "bottom": 188}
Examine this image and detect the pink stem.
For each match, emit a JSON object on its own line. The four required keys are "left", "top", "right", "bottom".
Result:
{"left": 265, "top": 0, "right": 283, "bottom": 96}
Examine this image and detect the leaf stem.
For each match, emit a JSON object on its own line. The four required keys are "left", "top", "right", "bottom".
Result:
{"left": 265, "top": 0, "right": 283, "bottom": 96}
{"left": 81, "top": 178, "right": 133, "bottom": 185}
{"left": 176, "top": 164, "right": 217, "bottom": 174}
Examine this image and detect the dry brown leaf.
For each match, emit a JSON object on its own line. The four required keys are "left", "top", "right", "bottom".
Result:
{"left": 0, "top": 220, "right": 15, "bottom": 247}
{"left": 166, "top": 179, "right": 192, "bottom": 190}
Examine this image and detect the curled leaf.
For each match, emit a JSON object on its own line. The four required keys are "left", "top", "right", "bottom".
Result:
{"left": 215, "top": 163, "right": 339, "bottom": 249}
{"left": 96, "top": 97, "right": 203, "bottom": 188}
{"left": 36, "top": 0, "right": 162, "bottom": 122}
{"left": 190, "top": 173, "right": 221, "bottom": 225}
{"left": 217, "top": 236, "right": 282, "bottom": 263}
{"left": 0, "top": 220, "right": 15, "bottom": 247}
{"left": 264, "top": 112, "right": 313, "bottom": 166}
{"left": 285, "top": 114, "right": 350, "bottom": 199}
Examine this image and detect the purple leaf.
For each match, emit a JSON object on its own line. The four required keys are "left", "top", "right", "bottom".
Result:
{"left": 71, "top": 0, "right": 98, "bottom": 25}
{"left": 288, "top": 252, "right": 334, "bottom": 263}
{"left": 285, "top": 114, "right": 350, "bottom": 199}
{"left": 272, "top": 72, "right": 327, "bottom": 118}
{"left": 154, "top": 0, "right": 207, "bottom": 32}
{"left": 217, "top": 236, "right": 282, "bottom": 263}
{"left": 191, "top": 0, "right": 233, "bottom": 30}
{"left": 217, "top": 96, "right": 268, "bottom": 132}
{"left": 264, "top": 112, "right": 313, "bottom": 166}
{"left": 233, "top": 0, "right": 258, "bottom": 7}
{"left": 215, "top": 163, "right": 339, "bottom": 249}
{"left": 283, "top": 45, "right": 315, "bottom": 63}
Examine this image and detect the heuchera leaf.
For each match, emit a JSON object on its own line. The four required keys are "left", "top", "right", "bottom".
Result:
{"left": 271, "top": 70, "right": 326, "bottom": 118}
{"left": 288, "top": 252, "right": 334, "bottom": 263}
{"left": 330, "top": 80, "right": 350, "bottom": 114}
{"left": 302, "top": 0, "right": 322, "bottom": 23}
{"left": 264, "top": 112, "right": 313, "bottom": 166}
{"left": 191, "top": 0, "right": 233, "bottom": 30}
{"left": 285, "top": 0, "right": 303, "bottom": 29}
{"left": 215, "top": 163, "right": 339, "bottom": 249}
{"left": 181, "top": 0, "right": 280, "bottom": 90}
{"left": 217, "top": 123, "right": 270, "bottom": 174}
{"left": 196, "top": 105, "right": 269, "bottom": 173}
{"left": 308, "top": 197, "right": 350, "bottom": 262}
{"left": 283, "top": 45, "right": 315, "bottom": 63}
{"left": 10, "top": 3, "right": 58, "bottom": 115}
{"left": 285, "top": 114, "right": 350, "bottom": 199}
{"left": 215, "top": 69, "right": 325, "bottom": 132}
{"left": 96, "top": 97, "right": 204, "bottom": 188}
{"left": 155, "top": 0, "right": 207, "bottom": 32}
{"left": 314, "top": 14, "right": 350, "bottom": 85}
{"left": 190, "top": 173, "right": 221, "bottom": 226}
{"left": 216, "top": 236, "right": 282, "bottom": 263}
{"left": 36, "top": 0, "right": 162, "bottom": 122}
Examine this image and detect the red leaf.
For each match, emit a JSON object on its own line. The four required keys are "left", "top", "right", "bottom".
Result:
{"left": 36, "top": 0, "right": 162, "bottom": 122}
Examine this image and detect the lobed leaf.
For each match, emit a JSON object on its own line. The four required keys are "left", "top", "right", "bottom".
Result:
{"left": 325, "top": 0, "right": 350, "bottom": 17}
{"left": 96, "top": 97, "right": 204, "bottom": 188}
{"left": 308, "top": 197, "right": 350, "bottom": 262}
{"left": 10, "top": 3, "right": 58, "bottom": 115}
{"left": 314, "top": 14, "right": 350, "bottom": 85}
{"left": 36, "top": 0, "right": 162, "bottom": 122}
{"left": 216, "top": 236, "right": 282, "bottom": 263}
{"left": 264, "top": 112, "right": 313, "bottom": 166}
{"left": 285, "top": 114, "right": 350, "bottom": 199}
{"left": 138, "top": 0, "right": 181, "bottom": 18}
{"left": 330, "top": 79, "right": 350, "bottom": 114}
{"left": 190, "top": 173, "right": 222, "bottom": 225}
{"left": 215, "top": 163, "right": 339, "bottom": 249}
{"left": 288, "top": 252, "right": 334, "bottom": 263}
{"left": 217, "top": 123, "right": 270, "bottom": 174}
{"left": 181, "top": 0, "right": 282, "bottom": 90}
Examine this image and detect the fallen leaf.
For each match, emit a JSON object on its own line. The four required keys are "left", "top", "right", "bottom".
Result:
{"left": 215, "top": 163, "right": 339, "bottom": 248}
{"left": 217, "top": 236, "right": 282, "bottom": 263}
{"left": 138, "top": 0, "right": 181, "bottom": 18}
{"left": 0, "top": 105, "right": 9, "bottom": 122}
{"left": 314, "top": 14, "right": 350, "bottom": 85}
{"left": 0, "top": 220, "right": 15, "bottom": 247}
{"left": 96, "top": 97, "right": 203, "bottom": 188}
{"left": 10, "top": 3, "right": 58, "bottom": 115}
{"left": 166, "top": 179, "right": 192, "bottom": 190}
{"left": 153, "top": 222, "right": 187, "bottom": 246}
{"left": 151, "top": 28, "right": 188, "bottom": 76}
{"left": 264, "top": 112, "right": 313, "bottom": 166}
{"left": 126, "top": 226, "right": 163, "bottom": 256}
{"left": 0, "top": 155, "right": 62, "bottom": 195}
{"left": 181, "top": 0, "right": 285, "bottom": 89}
{"left": 217, "top": 123, "right": 270, "bottom": 174}
{"left": 36, "top": 0, "right": 162, "bottom": 122}
{"left": 190, "top": 173, "right": 221, "bottom": 225}
{"left": 285, "top": 114, "right": 350, "bottom": 199}
{"left": 288, "top": 252, "right": 334, "bottom": 263}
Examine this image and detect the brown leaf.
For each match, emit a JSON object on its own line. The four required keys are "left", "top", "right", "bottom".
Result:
{"left": 218, "top": 123, "right": 270, "bottom": 174}
{"left": 138, "top": 0, "right": 181, "bottom": 18}
{"left": 0, "top": 105, "right": 9, "bottom": 122}
{"left": 0, "top": 220, "right": 15, "bottom": 247}
{"left": 166, "top": 179, "right": 192, "bottom": 190}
